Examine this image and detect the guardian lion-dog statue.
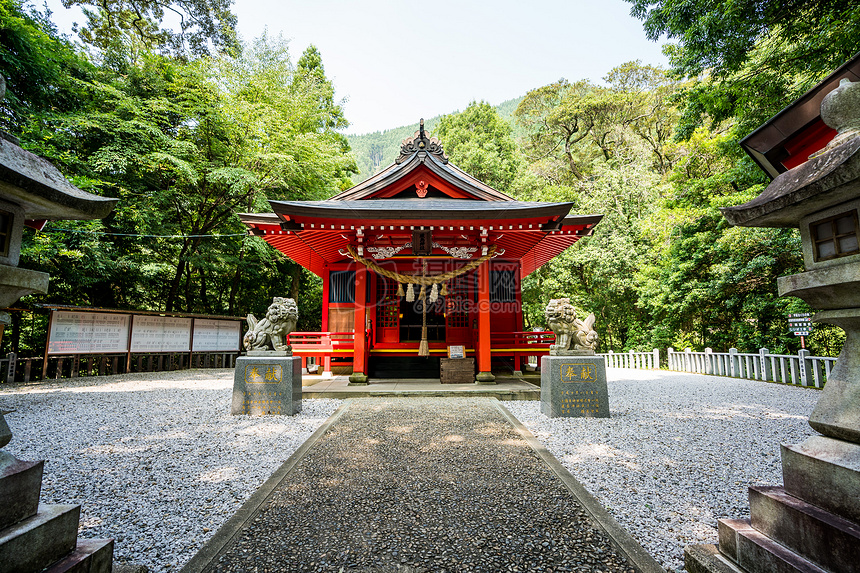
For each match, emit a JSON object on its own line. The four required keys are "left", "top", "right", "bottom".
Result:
{"left": 243, "top": 297, "right": 299, "bottom": 352}
{"left": 544, "top": 298, "right": 598, "bottom": 355}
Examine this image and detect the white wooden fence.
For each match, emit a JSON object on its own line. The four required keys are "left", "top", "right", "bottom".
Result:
{"left": 665, "top": 347, "right": 835, "bottom": 388}
{"left": 595, "top": 347, "right": 836, "bottom": 388}
{"left": 598, "top": 349, "right": 661, "bottom": 370}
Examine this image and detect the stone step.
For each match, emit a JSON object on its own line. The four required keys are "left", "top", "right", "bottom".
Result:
{"left": 749, "top": 485, "right": 860, "bottom": 573}
{"left": 685, "top": 543, "right": 745, "bottom": 573}
{"left": 43, "top": 538, "right": 114, "bottom": 573}
{"left": 718, "top": 519, "right": 829, "bottom": 573}
{"left": 781, "top": 435, "right": 860, "bottom": 523}
{"left": 0, "top": 453, "right": 43, "bottom": 530}
{"left": 0, "top": 504, "right": 79, "bottom": 573}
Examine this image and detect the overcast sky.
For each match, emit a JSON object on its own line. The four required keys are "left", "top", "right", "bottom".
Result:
{"left": 43, "top": 0, "right": 668, "bottom": 135}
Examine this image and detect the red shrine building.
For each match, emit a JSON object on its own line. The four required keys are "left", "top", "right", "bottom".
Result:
{"left": 240, "top": 122, "right": 602, "bottom": 384}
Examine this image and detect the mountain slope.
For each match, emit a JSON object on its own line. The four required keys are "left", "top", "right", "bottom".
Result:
{"left": 346, "top": 96, "right": 523, "bottom": 183}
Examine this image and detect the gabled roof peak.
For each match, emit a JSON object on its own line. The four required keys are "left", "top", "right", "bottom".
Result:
{"left": 397, "top": 118, "right": 448, "bottom": 164}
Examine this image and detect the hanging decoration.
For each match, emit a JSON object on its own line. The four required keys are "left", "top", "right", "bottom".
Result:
{"left": 440, "top": 283, "right": 448, "bottom": 296}
{"left": 396, "top": 283, "right": 405, "bottom": 297}
{"left": 346, "top": 244, "right": 497, "bottom": 359}
{"left": 429, "top": 283, "right": 439, "bottom": 303}
{"left": 345, "top": 244, "right": 497, "bottom": 288}
{"left": 418, "top": 260, "right": 430, "bottom": 357}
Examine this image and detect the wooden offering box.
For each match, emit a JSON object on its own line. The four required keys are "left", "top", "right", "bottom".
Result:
{"left": 440, "top": 357, "right": 475, "bottom": 384}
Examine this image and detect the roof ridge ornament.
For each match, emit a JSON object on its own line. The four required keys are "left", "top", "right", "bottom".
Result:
{"left": 812, "top": 77, "right": 860, "bottom": 158}
{"left": 396, "top": 118, "right": 449, "bottom": 164}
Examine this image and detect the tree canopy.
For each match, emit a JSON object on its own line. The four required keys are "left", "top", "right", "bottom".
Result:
{"left": 1, "top": 0, "right": 353, "bottom": 354}
{"left": 626, "top": 0, "right": 860, "bottom": 134}
{"left": 65, "top": 0, "right": 238, "bottom": 56}
{"left": 436, "top": 101, "right": 521, "bottom": 191}
{"left": 1, "top": 0, "right": 850, "bottom": 359}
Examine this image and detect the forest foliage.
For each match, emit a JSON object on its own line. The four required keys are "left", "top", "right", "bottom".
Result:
{"left": 2, "top": 0, "right": 857, "bottom": 357}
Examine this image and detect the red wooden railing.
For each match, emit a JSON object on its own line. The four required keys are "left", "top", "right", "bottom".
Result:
{"left": 490, "top": 331, "right": 555, "bottom": 348}
{"left": 287, "top": 332, "right": 355, "bottom": 374}
{"left": 285, "top": 330, "right": 556, "bottom": 375}
{"left": 490, "top": 331, "right": 555, "bottom": 372}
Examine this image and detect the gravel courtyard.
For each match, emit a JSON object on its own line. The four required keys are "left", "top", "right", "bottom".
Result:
{"left": 506, "top": 369, "right": 819, "bottom": 571}
{"left": 206, "top": 397, "right": 635, "bottom": 573}
{"left": 0, "top": 370, "right": 341, "bottom": 572}
{"left": 0, "top": 368, "right": 819, "bottom": 572}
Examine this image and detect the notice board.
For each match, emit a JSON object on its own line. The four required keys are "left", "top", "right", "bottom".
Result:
{"left": 193, "top": 319, "right": 241, "bottom": 352}
{"left": 130, "top": 316, "right": 193, "bottom": 352}
{"left": 47, "top": 311, "right": 131, "bottom": 354}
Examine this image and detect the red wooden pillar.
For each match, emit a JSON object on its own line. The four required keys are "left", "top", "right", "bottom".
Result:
{"left": 514, "top": 263, "right": 525, "bottom": 377}
{"left": 349, "top": 263, "right": 369, "bottom": 385}
{"left": 475, "top": 260, "right": 495, "bottom": 384}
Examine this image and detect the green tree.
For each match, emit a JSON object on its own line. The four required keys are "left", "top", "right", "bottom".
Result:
{"left": 635, "top": 127, "right": 806, "bottom": 352}
{"left": 627, "top": 0, "right": 860, "bottom": 135}
{"left": 515, "top": 80, "right": 605, "bottom": 181}
{"left": 515, "top": 64, "right": 680, "bottom": 183}
{"left": 14, "top": 29, "right": 355, "bottom": 317}
{"left": 66, "top": 0, "right": 238, "bottom": 56}
{"left": 435, "top": 101, "right": 521, "bottom": 191}
{"left": 627, "top": 0, "right": 860, "bottom": 80}
{"left": 0, "top": 0, "right": 93, "bottom": 136}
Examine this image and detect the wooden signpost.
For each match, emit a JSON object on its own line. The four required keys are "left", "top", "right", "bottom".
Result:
{"left": 788, "top": 312, "right": 814, "bottom": 348}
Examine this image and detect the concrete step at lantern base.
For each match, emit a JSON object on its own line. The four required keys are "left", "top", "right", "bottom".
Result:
{"left": 749, "top": 485, "right": 860, "bottom": 573}
{"left": 43, "top": 538, "right": 114, "bottom": 573}
{"left": 0, "top": 504, "right": 80, "bottom": 573}
{"left": 0, "top": 453, "right": 43, "bottom": 530}
{"left": 718, "top": 519, "right": 829, "bottom": 573}
{"left": 781, "top": 435, "right": 860, "bottom": 523}
{"left": 685, "top": 544, "right": 746, "bottom": 573}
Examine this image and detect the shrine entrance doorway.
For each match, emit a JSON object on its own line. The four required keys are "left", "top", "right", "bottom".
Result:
{"left": 400, "top": 295, "right": 445, "bottom": 343}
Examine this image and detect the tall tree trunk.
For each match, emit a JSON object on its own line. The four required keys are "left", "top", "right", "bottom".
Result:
{"left": 184, "top": 264, "right": 194, "bottom": 313}
{"left": 228, "top": 239, "right": 246, "bottom": 315}
{"left": 290, "top": 265, "right": 301, "bottom": 301}
{"left": 11, "top": 311, "right": 20, "bottom": 355}
{"left": 165, "top": 240, "right": 192, "bottom": 312}
{"left": 200, "top": 269, "right": 210, "bottom": 313}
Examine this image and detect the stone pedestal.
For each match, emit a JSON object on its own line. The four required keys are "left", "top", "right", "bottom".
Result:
{"left": 685, "top": 77, "right": 860, "bottom": 573}
{"left": 0, "top": 416, "right": 113, "bottom": 573}
{"left": 540, "top": 355, "right": 609, "bottom": 418}
{"left": 475, "top": 371, "right": 496, "bottom": 385}
{"left": 687, "top": 434, "right": 860, "bottom": 573}
{"left": 231, "top": 355, "right": 302, "bottom": 415}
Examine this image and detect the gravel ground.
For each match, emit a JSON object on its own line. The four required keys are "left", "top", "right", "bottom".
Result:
{"left": 504, "top": 368, "right": 820, "bottom": 572}
{"left": 0, "top": 368, "right": 821, "bottom": 573}
{"left": 209, "top": 397, "right": 635, "bottom": 573}
{"left": 0, "top": 369, "right": 341, "bottom": 572}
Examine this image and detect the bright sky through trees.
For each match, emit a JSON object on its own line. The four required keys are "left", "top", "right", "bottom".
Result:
{"left": 42, "top": 0, "right": 668, "bottom": 134}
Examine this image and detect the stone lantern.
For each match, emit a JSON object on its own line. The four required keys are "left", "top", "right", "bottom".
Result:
{"left": 0, "top": 76, "right": 118, "bottom": 572}
{"left": 0, "top": 75, "right": 116, "bottom": 342}
{"left": 685, "top": 79, "right": 860, "bottom": 572}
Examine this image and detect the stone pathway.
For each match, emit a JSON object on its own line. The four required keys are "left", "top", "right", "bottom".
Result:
{"left": 202, "top": 398, "right": 637, "bottom": 573}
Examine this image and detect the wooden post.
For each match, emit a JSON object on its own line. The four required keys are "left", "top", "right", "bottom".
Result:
{"left": 126, "top": 315, "right": 135, "bottom": 374}
{"left": 322, "top": 266, "right": 330, "bottom": 331}
{"left": 42, "top": 309, "right": 55, "bottom": 380}
{"left": 349, "top": 264, "right": 368, "bottom": 385}
{"left": 188, "top": 318, "right": 195, "bottom": 371}
{"left": 475, "top": 259, "right": 495, "bottom": 384}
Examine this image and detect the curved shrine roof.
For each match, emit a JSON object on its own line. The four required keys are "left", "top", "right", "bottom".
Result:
{"left": 239, "top": 120, "right": 602, "bottom": 277}
{"left": 269, "top": 198, "right": 576, "bottom": 221}
{"left": 0, "top": 134, "right": 116, "bottom": 221}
